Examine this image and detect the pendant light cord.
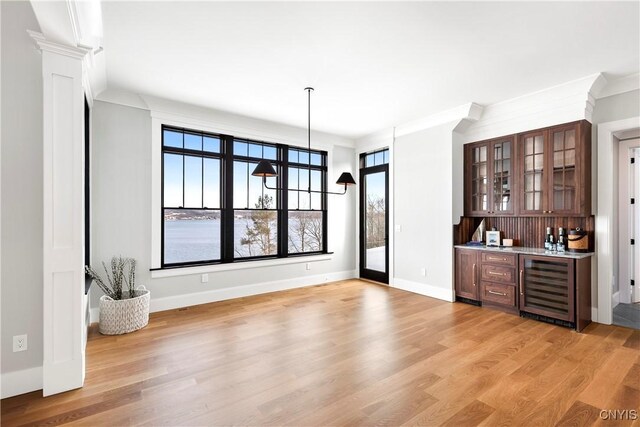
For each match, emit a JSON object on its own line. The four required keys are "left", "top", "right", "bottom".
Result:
{"left": 306, "top": 87, "right": 313, "bottom": 193}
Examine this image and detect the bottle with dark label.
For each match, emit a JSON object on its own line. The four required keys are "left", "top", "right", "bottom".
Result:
{"left": 545, "top": 227, "right": 552, "bottom": 251}
{"left": 557, "top": 227, "right": 565, "bottom": 253}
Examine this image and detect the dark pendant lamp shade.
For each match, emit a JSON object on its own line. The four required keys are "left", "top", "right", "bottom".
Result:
{"left": 336, "top": 172, "right": 356, "bottom": 186}
{"left": 251, "top": 88, "right": 356, "bottom": 196}
{"left": 252, "top": 159, "right": 277, "bottom": 177}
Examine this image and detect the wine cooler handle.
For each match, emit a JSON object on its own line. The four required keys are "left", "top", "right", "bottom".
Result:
{"left": 519, "top": 269, "right": 524, "bottom": 295}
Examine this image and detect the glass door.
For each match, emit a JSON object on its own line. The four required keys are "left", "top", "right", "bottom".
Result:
{"left": 470, "top": 143, "right": 489, "bottom": 214}
{"left": 360, "top": 149, "right": 389, "bottom": 283}
{"left": 549, "top": 124, "right": 578, "bottom": 214}
{"left": 520, "top": 130, "right": 546, "bottom": 215}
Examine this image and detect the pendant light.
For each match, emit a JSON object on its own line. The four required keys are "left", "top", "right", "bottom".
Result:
{"left": 251, "top": 87, "right": 356, "bottom": 195}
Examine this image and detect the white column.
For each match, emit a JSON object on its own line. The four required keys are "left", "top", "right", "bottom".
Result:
{"left": 29, "top": 31, "right": 89, "bottom": 396}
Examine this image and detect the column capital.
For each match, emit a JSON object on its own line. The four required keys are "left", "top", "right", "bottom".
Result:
{"left": 27, "top": 30, "right": 90, "bottom": 60}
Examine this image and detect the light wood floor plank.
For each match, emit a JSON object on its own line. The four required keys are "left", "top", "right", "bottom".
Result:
{"left": 1, "top": 279, "right": 638, "bottom": 427}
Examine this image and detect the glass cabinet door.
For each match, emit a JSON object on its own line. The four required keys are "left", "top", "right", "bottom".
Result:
{"left": 492, "top": 139, "right": 513, "bottom": 214}
{"left": 470, "top": 144, "right": 489, "bottom": 214}
{"left": 549, "top": 125, "right": 577, "bottom": 214}
{"left": 521, "top": 132, "right": 545, "bottom": 213}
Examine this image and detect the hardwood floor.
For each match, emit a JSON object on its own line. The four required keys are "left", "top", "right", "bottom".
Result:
{"left": 2, "top": 279, "right": 639, "bottom": 426}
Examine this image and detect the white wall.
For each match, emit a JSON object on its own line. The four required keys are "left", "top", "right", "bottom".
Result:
{"left": 392, "top": 121, "right": 458, "bottom": 302}
{"left": 90, "top": 100, "right": 356, "bottom": 311}
{"left": 1, "top": 0, "right": 44, "bottom": 380}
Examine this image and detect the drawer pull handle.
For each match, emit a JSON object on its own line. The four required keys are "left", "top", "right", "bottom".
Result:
{"left": 519, "top": 269, "right": 524, "bottom": 295}
{"left": 487, "top": 256, "right": 507, "bottom": 262}
{"left": 488, "top": 271, "right": 505, "bottom": 276}
{"left": 473, "top": 263, "right": 476, "bottom": 286}
{"left": 488, "top": 290, "right": 507, "bottom": 296}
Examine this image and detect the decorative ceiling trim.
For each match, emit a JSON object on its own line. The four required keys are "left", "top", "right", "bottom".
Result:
{"left": 458, "top": 73, "right": 605, "bottom": 143}
{"left": 140, "top": 94, "right": 355, "bottom": 149}
{"left": 355, "top": 102, "right": 483, "bottom": 150}
{"left": 597, "top": 73, "right": 640, "bottom": 99}
{"left": 27, "top": 30, "right": 90, "bottom": 59}
{"left": 29, "top": 0, "right": 107, "bottom": 105}
{"left": 395, "top": 102, "right": 483, "bottom": 138}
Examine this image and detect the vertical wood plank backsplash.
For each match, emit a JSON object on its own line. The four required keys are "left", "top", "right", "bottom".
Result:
{"left": 453, "top": 216, "right": 595, "bottom": 251}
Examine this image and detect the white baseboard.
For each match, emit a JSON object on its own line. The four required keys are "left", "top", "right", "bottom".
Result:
{"left": 392, "top": 278, "right": 455, "bottom": 302}
{"left": 90, "top": 306, "right": 99, "bottom": 324}
{"left": 90, "top": 270, "right": 357, "bottom": 323}
{"left": 1, "top": 366, "right": 43, "bottom": 399}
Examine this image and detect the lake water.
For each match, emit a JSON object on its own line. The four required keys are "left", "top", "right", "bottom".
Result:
{"left": 164, "top": 218, "right": 319, "bottom": 263}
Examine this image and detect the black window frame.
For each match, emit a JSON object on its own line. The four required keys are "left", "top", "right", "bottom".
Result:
{"left": 286, "top": 147, "right": 328, "bottom": 255}
{"left": 84, "top": 97, "right": 92, "bottom": 294}
{"left": 160, "top": 124, "right": 328, "bottom": 269}
{"left": 230, "top": 137, "right": 281, "bottom": 261}
{"left": 161, "top": 126, "right": 225, "bottom": 267}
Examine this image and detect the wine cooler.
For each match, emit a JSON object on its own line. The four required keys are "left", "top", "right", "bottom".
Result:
{"left": 519, "top": 255, "right": 575, "bottom": 322}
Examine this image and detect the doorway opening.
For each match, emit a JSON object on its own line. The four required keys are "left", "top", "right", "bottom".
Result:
{"left": 614, "top": 129, "right": 640, "bottom": 329}
{"left": 359, "top": 149, "right": 389, "bottom": 284}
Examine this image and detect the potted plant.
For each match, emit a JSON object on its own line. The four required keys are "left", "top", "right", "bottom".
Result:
{"left": 85, "top": 256, "right": 150, "bottom": 335}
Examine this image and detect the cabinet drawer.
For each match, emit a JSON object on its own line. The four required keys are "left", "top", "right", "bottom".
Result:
{"left": 481, "top": 252, "right": 517, "bottom": 267}
{"left": 481, "top": 264, "right": 515, "bottom": 284}
{"left": 481, "top": 282, "right": 516, "bottom": 307}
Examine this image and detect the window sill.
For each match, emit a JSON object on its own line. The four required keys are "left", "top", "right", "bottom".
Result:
{"left": 150, "top": 253, "right": 334, "bottom": 279}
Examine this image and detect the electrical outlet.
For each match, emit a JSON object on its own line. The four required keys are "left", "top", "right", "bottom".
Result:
{"left": 306, "top": 263, "right": 311, "bottom": 271}
{"left": 13, "top": 335, "right": 27, "bottom": 352}
{"left": 395, "top": 224, "right": 402, "bottom": 232}
{"left": 420, "top": 268, "right": 427, "bottom": 277}
{"left": 201, "top": 274, "right": 209, "bottom": 283}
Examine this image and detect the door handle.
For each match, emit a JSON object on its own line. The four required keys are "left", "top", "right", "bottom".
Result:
{"left": 488, "top": 290, "right": 507, "bottom": 296}
{"left": 488, "top": 271, "right": 506, "bottom": 276}
{"left": 472, "top": 263, "right": 476, "bottom": 286}
{"left": 519, "top": 269, "right": 524, "bottom": 295}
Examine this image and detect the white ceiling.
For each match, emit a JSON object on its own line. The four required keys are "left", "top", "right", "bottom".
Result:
{"left": 100, "top": 1, "right": 640, "bottom": 139}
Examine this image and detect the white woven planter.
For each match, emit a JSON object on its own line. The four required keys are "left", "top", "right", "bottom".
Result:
{"left": 99, "top": 286, "right": 150, "bottom": 335}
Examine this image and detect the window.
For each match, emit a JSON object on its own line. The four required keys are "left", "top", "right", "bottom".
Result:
{"left": 287, "top": 148, "right": 326, "bottom": 254}
{"left": 161, "top": 126, "right": 327, "bottom": 267}
{"left": 232, "top": 139, "right": 279, "bottom": 258}
{"left": 162, "top": 129, "right": 222, "bottom": 265}
{"left": 361, "top": 148, "right": 389, "bottom": 168}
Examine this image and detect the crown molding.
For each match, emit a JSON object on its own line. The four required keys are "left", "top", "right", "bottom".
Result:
{"left": 141, "top": 93, "right": 355, "bottom": 150}
{"left": 356, "top": 102, "right": 483, "bottom": 150}
{"left": 354, "top": 128, "right": 394, "bottom": 152}
{"left": 66, "top": 0, "right": 82, "bottom": 46}
{"left": 395, "top": 102, "right": 483, "bottom": 138}
{"left": 458, "top": 73, "right": 605, "bottom": 143}
{"left": 597, "top": 72, "right": 640, "bottom": 99}
{"left": 27, "top": 30, "right": 90, "bottom": 60}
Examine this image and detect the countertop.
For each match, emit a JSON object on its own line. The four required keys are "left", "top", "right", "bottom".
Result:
{"left": 454, "top": 244, "right": 594, "bottom": 259}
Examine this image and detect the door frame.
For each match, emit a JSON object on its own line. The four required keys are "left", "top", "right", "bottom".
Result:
{"left": 359, "top": 163, "right": 390, "bottom": 283}
{"left": 618, "top": 139, "right": 640, "bottom": 304}
{"left": 597, "top": 117, "right": 640, "bottom": 324}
